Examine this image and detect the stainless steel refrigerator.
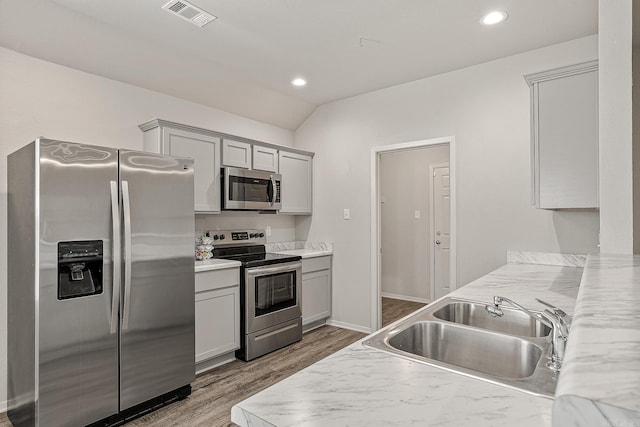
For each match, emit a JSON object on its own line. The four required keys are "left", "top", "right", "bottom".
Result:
{"left": 7, "top": 138, "right": 196, "bottom": 426}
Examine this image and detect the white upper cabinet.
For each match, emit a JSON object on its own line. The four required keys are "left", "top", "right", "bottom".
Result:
{"left": 279, "top": 151, "right": 313, "bottom": 214}
{"left": 140, "top": 120, "right": 220, "bottom": 213}
{"left": 140, "top": 119, "right": 314, "bottom": 215}
{"left": 525, "top": 61, "right": 599, "bottom": 209}
{"left": 222, "top": 139, "right": 252, "bottom": 169}
{"left": 253, "top": 145, "right": 279, "bottom": 172}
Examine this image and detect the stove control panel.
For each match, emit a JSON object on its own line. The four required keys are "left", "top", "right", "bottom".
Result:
{"left": 205, "top": 229, "right": 266, "bottom": 246}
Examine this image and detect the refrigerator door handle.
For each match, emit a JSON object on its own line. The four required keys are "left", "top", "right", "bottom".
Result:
{"left": 122, "top": 180, "right": 133, "bottom": 330}
{"left": 109, "top": 181, "right": 121, "bottom": 334}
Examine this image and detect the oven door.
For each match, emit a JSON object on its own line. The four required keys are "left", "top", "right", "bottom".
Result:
{"left": 245, "top": 261, "right": 302, "bottom": 334}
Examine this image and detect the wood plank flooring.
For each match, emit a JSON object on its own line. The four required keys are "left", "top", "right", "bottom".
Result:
{"left": 382, "top": 297, "right": 427, "bottom": 327}
{"left": 0, "top": 298, "right": 424, "bottom": 427}
{"left": 129, "top": 326, "right": 366, "bottom": 427}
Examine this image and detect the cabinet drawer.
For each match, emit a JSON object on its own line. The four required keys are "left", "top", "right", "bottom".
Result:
{"left": 302, "top": 255, "right": 331, "bottom": 273}
{"left": 195, "top": 267, "right": 240, "bottom": 293}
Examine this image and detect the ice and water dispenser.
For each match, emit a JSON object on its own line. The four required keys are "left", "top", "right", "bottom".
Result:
{"left": 58, "top": 240, "right": 103, "bottom": 299}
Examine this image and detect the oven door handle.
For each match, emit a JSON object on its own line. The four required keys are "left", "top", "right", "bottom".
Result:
{"left": 247, "top": 262, "right": 301, "bottom": 276}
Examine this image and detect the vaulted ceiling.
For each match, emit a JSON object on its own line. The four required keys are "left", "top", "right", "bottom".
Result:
{"left": 0, "top": 0, "right": 598, "bottom": 129}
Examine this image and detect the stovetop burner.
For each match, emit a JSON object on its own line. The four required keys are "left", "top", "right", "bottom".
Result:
{"left": 214, "top": 251, "right": 301, "bottom": 268}
{"left": 205, "top": 229, "right": 301, "bottom": 268}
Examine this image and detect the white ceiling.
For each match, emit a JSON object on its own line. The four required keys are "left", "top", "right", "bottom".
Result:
{"left": 0, "top": 0, "right": 597, "bottom": 130}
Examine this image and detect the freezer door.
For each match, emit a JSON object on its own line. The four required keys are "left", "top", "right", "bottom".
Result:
{"left": 119, "top": 150, "right": 195, "bottom": 410}
{"left": 37, "top": 140, "right": 119, "bottom": 426}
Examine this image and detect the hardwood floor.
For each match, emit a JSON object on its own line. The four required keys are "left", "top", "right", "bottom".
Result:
{"left": 0, "top": 326, "right": 365, "bottom": 427}
{"left": 0, "top": 300, "right": 423, "bottom": 427}
{"left": 381, "top": 297, "right": 427, "bottom": 327}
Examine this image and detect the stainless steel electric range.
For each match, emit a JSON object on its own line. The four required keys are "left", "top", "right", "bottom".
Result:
{"left": 208, "top": 229, "right": 302, "bottom": 361}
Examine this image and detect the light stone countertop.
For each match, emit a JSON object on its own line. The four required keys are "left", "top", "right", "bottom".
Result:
{"left": 194, "top": 258, "right": 241, "bottom": 272}
{"left": 273, "top": 248, "right": 333, "bottom": 259}
{"left": 553, "top": 254, "right": 640, "bottom": 427}
{"left": 266, "top": 241, "right": 333, "bottom": 259}
{"left": 231, "top": 259, "right": 584, "bottom": 427}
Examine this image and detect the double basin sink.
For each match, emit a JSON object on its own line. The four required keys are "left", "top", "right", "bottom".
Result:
{"left": 363, "top": 297, "right": 560, "bottom": 398}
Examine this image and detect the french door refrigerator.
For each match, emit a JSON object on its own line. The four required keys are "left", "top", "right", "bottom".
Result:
{"left": 7, "top": 139, "right": 196, "bottom": 426}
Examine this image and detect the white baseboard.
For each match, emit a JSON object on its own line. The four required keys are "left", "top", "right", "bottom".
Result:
{"left": 303, "top": 318, "right": 327, "bottom": 333}
{"left": 195, "top": 352, "right": 237, "bottom": 375}
{"left": 381, "top": 292, "right": 430, "bottom": 304}
{"left": 0, "top": 399, "right": 7, "bottom": 414}
{"left": 325, "top": 319, "right": 371, "bottom": 334}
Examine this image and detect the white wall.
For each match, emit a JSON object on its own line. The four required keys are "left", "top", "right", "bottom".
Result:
{"left": 380, "top": 145, "right": 449, "bottom": 302}
{"left": 0, "top": 47, "right": 295, "bottom": 410}
{"left": 599, "top": 0, "right": 634, "bottom": 253}
{"left": 295, "top": 35, "right": 600, "bottom": 332}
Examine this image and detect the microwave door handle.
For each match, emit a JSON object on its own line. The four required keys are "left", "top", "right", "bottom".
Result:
{"left": 268, "top": 175, "right": 275, "bottom": 206}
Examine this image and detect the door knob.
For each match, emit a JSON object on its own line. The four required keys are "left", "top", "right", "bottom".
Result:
{"left": 435, "top": 240, "right": 441, "bottom": 245}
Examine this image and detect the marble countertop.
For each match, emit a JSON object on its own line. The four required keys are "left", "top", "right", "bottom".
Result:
{"left": 194, "top": 241, "right": 332, "bottom": 271}
{"left": 266, "top": 241, "right": 333, "bottom": 259}
{"left": 553, "top": 254, "right": 640, "bottom": 427}
{"left": 231, "top": 259, "right": 584, "bottom": 427}
{"left": 194, "top": 258, "right": 241, "bottom": 272}
{"left": 273, "top": 248, "right": 333, "bottom": 258}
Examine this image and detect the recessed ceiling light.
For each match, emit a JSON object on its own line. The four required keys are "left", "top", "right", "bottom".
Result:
{"left": 291, "top": 78, "right": 307, "bottom": 87}
{"left": 481, "top": 10, "right": 508, "bottom": 25}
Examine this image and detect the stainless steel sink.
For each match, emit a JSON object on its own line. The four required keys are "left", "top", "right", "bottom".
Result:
{"left": 432, "top": 301, "right": 551, "bottom": 337}
{"left": 363, "top": 297, "right": 559, "bottom": 397}
{"left": 388, "top": 321, "right": 542, "bottom": 378}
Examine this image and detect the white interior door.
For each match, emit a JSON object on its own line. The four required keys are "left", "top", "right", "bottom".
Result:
{"left": 433, "top": 166, "right": 450, "bottom": 299}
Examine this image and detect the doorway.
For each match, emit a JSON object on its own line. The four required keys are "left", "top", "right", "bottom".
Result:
{"left": 370, "top": 137, "right": 457, "bottom": 331}
{"left": 430, "top": 163, "right": 451, "bottom": 300}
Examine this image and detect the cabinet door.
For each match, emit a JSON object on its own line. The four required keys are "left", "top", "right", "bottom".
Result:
{"left": 163, "top": 127, "right": 220, "bottom": 212}
{"left": 279, "top": 151, "right": 312, "bottom": 214}
{"left": 301, "top": 269, "right": 331, "bottom": 325}
{"left": 537, "top": 71, "right": 598, "bottom": 208}
{"left": 253, "top": 145, "right": 279, "bottom": 172}
{"left": 525, "top": 61, "right": 598, "bottom": 209}
{"left": 195, "top": 286, "right": 240, "bottom": 363}
{"left": 222, "top": 139, "right": 252, "bottom": 169}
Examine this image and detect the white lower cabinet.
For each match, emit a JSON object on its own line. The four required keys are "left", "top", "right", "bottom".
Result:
{"left": 195, "top": 268, "right": 240, "bottom": 365}
{"left": 301, "top": 256, "right": 332, "bottom": 329}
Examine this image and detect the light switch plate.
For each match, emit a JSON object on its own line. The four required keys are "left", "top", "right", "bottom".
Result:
{"left": 415, "top": 210, "right": 421, "bottom": 219}
{"left": 343, "top": 209, "right": 351, "bottom": 220}
{"left": 266, "top": 226, "right": 272, "bottom": 236}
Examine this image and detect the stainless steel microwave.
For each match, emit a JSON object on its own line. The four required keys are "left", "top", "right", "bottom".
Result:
{"left": 222, "top": 167, "right": 282, "bottom": 210}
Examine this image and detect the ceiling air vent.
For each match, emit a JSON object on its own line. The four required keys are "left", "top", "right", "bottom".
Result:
{"left": 162, "top": 0, "right": 217, "bottom": 27}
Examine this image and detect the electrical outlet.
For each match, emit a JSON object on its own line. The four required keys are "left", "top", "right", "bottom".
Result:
{"left": 415, "top": 210, "right": 421, "bottom": 219}
{"left": 343, "top": 209, "right": 351, "bottom": 220}
{"left": 266, "top": 226, "right": 272, "bottom": 236}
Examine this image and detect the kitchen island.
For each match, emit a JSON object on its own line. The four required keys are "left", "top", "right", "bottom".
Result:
{"left": 231, "top": 253, "right": 584, "bottom": 426}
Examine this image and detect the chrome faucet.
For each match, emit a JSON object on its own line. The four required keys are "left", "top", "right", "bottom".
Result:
{"left": 485, "top": 296, "right": 569, "bottom": 372}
